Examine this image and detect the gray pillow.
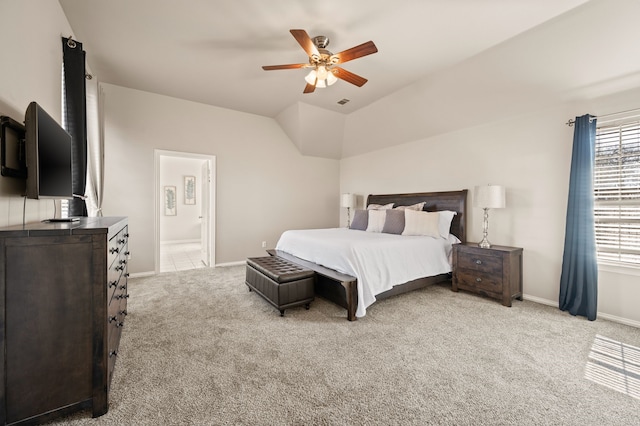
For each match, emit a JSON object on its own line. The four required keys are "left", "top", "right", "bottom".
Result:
{"left": 350, "top": 209, "right": 368, "bottom": 230}
{"left": 382, "top": 209, "right": 405, "bottom": 234}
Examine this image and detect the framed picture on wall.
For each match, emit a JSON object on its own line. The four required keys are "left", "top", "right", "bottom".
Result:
{"left": 164, "top": 186, "right": 177, "bottom": 216}
{"left": 184, "top": 175, "right": 196, "bottom": 205}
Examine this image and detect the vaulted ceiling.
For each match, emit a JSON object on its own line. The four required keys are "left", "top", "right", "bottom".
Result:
{"left": 59, "top": 1, "right": 640, "bottom": 158}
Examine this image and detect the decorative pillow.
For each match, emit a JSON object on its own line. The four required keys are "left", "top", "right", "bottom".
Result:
{"left": 402, "top": 210, "right": 440, "bottom": 237}
{"left": 350, "top": 209, "right": 368, "bottom": 231}
{"left": 367, "top": 203, "right": 394, "bottom": 210}
{"left": 438, "top": 210, "right": 457, "bottom": 239}
{"left": 381, "top": 209, "right": 405, "bottom": 234}
{"left": 366, "top": 210, "right": 387, "bottom": 233}
{"left": 393, "top": 202, "right": 425, "bottom": 211}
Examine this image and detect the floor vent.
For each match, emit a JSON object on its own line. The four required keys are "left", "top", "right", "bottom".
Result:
{"left": 337, "top": 98, "right": 350, "bottom": 105}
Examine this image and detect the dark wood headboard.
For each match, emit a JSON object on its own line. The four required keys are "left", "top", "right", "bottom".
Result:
{"left": 366, "top": 190, "right": 468, "bottom": 243}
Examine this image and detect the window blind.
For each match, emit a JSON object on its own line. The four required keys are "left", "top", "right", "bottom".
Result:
{"left": 593, "top": 121, "right": 640, "bottom": 264}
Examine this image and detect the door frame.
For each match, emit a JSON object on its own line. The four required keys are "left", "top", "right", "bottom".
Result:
{"left": 154, "top": 149, "right": 216, "bottom": 274}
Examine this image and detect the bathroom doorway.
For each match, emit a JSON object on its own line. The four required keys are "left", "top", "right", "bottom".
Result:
{"left": 154, "top": 150, "right": 215, "bottom": 273}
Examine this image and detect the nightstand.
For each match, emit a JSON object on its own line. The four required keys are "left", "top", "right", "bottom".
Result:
{"left": 452, "top": 243, "right": 523, "bottom": 307}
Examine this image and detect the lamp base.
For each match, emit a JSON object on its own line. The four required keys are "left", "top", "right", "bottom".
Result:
{"left": 478, "top": 238, "right": 491, "bottom": 249}
{"left": 479, "top": 207, "right": 492, "bottom": 248}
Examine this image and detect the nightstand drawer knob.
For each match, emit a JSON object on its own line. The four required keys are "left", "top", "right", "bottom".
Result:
{"left": 475, "top": 259, "right": 482, "bottom": 265}
{"left": 476, "top": 277, "right": 482, "bottom": 282}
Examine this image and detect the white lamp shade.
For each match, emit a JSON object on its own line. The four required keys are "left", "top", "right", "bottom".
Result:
{"left": 304, "top": 69, "right": 317, "bottom": 85}
{"left": 474, "top": 185, "right": 506, "bottom": 209}
{"left": 326, "top": 70, "right": 338, "bottom": 86}
{"left": 341, "top": 193, "right": 356, "bottom": 208}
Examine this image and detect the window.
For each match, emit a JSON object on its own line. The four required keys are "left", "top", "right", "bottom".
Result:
{"left": 593, "top": 120, "right": 640, "bottom": 265}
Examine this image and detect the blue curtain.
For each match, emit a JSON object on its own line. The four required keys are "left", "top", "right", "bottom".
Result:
{"left": 559, "top": 114, "right": 598, "bottom": 321}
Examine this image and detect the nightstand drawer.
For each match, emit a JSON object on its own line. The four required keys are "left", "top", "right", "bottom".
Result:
{"left": 457, "top": 254, "right": 502, "bottom": 274}
{"left": 456, "top": 270, "right": 502, "bottom": 294}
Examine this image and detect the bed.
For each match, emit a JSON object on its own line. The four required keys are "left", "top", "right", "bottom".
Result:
{"left": 271, "top": 190, "right": 468, "bottom": 320}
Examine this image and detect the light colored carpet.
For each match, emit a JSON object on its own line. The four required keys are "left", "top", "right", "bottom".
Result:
{"left": 50, "top": 265, "right": 639, "bottom": 425}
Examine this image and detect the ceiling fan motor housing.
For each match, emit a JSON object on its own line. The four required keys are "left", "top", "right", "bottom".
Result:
{"left": 312, "top": 35, "right": 330, "bottom": 49}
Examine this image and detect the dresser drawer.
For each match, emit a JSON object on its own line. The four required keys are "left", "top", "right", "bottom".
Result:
{"left": 107, "top": 228, "right": 129, "bottom": 268}
{"left": 108, "top": 271, "right": 120, "bottom": 302}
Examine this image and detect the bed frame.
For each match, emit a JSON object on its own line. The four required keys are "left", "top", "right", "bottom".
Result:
{"left": 271, "top": 189, "right": 468, "bottom": 321}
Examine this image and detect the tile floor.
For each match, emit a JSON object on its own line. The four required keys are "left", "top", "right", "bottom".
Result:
{"left": 160, "top": 241, "right": 206, "bottom": 273}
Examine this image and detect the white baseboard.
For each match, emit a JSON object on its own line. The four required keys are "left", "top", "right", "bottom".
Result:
{"left": 523, "top": 293, "right": 640, "bottom": 329}
{"left": 128, "top": 271, "right": 156, "bottom": 278}
{"left": 215, "top": 260, "right": 246, "bottom": 268}
{"left": 522, "top": 294, "right": 558, "bottom": 307}
{"left": 597, "top": 312, "right": 640, "bottom": 328}
{"left": 160, "top": 239, "right": 200, "bottom": 245}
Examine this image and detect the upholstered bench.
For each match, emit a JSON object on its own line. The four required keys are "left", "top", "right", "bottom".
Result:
{"left": 245, "top": 256, "right": 315, "bottom": 316}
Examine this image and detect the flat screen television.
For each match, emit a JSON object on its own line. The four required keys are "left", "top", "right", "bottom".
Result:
{"left": 24, "top": 101, "right": 73, "bottom": 200}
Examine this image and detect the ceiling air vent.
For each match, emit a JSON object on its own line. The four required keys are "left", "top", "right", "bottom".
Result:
{"left": 337, "top": 98, "right": 350, "bottom": 105}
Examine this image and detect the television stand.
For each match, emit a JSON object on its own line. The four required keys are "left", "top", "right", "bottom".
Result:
{"left": 44, "top": 217, "right": 80, "bottom": 223}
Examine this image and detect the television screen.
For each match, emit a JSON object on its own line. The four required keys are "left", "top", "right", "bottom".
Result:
{"left": 25, "top": 102, "right": 73, "bottom": 199}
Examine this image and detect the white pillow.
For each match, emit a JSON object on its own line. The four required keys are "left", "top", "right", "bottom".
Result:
{"left": 367, "top": 203, "right": 394, "bottom": 210}
{"left": 393, "top": 202, "right": 425, "bottom": 211}
{"left": 366, "top": 210, "right": 386, "bottom": 233}
{"left": 402, "top": 210, "right": 440, "bottom": 237}
{"left": 438, "top": 210, "right": 457, "bottom": 239}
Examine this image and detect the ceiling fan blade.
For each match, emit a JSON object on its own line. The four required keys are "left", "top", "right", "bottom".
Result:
{"left": 262, "top": 63, "right": 309, "bottom": 71}
{"left": 332, "top": 67, "right": 368, "bottom": 87}
{"left": 290, "top": 29, "right": 319, "bottom": 58}
{"left": 330, "top": 41, "right": 378, "bottom": 64}
{"left": 303, "top": 82, "right": 316, "bottom": 94}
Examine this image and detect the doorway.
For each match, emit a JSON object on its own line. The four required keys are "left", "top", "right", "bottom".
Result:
{"left": 154, "top": 150, "right": 216, "bottom": 274}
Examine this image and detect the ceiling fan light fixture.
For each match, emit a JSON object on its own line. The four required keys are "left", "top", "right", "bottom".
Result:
{"left": 304, "top": 66, "right": 336, "bottom": 88}
{"left": 326, "top": 71, "right": 338, "bottom": 86}
{"left": 304, "top": 69, "right": 317, "bottom": 85}
{"left": 316, "top": 66, "right": 328, "bottom": 80}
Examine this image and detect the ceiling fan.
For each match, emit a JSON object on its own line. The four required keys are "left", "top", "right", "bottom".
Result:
{"left": 262, "top": 29, "right": 378, "bottom": 94}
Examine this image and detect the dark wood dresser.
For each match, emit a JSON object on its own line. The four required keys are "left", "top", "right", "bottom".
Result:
{"left": 0, "top": 217, "right": 129, "bottom": 425}
{"left": 452, "top": 242, "right": 523, "bottom": 307}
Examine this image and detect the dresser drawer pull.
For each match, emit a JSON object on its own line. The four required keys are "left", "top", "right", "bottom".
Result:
{"left": 124, "top": 251, "right": 131, "bottom": 256}
{"left": 116, "top": 322, "right": 124, "bottom": 328}
{"left": 119, "top": 284, "right": 126, "bottom": 290}
{"left": 124, "top": 273, "right": 130, "bottom": 278}
{"left": 109, "top": 350, "right": 118, "bottom": 358}
{"left": 475, "top": 259, "right": 482, "bottom": 265}
{"left": 120, "top": 309, "right": 128, "bottom": 316}
{"left": 108, "top": 315, "right": 117, "bottom": 323}
{"left": 109, "top": 280, "right": 117, "bottom": 288}
{"left": 109, "top": 247, "right": 119, "bottom": 254}
{"left": 119, "top": 259, "right": 127, "bottom": 265}
{"left": 124, "top": 294, "right": 130, "bottom": 299}
{"left": 115, "top": 265, "right": 124, "bottom": 271}
{"left": 118, "top": 238, "right": 126, "bottom": 244}
{"left": 124, "top": 233, "right": 130, "bottom": 238}
{"left": 476, "top": 277, "right": 482, "bottom": 282}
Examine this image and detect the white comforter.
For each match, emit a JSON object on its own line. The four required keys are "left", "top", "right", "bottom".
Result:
{"left": 275, "top": 228, "right": 455, "bottom": 318}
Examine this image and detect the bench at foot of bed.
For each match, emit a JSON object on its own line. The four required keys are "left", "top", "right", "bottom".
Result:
{"left": 245, "top": 256, "right": 315, "bottom": 317}
{"left": 267, "top": 249, "right": 358, "bottom": 321}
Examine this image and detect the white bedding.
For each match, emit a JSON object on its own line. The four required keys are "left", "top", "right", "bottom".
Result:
{"left": 275, "top": 228, "right": 456, "bottom": 318}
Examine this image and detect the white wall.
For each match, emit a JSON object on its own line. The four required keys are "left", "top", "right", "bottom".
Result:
{"left": 0, "top": 0, "right": 73, "bottom": 225}
{"left": 101, "top": 84, "right": 340, "bottom": 273}
{"left": 159, "top": 156, "right": 203, "bottom": 243}
{"left": 340, "top": 89, "right": 640, "bottom": 326}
